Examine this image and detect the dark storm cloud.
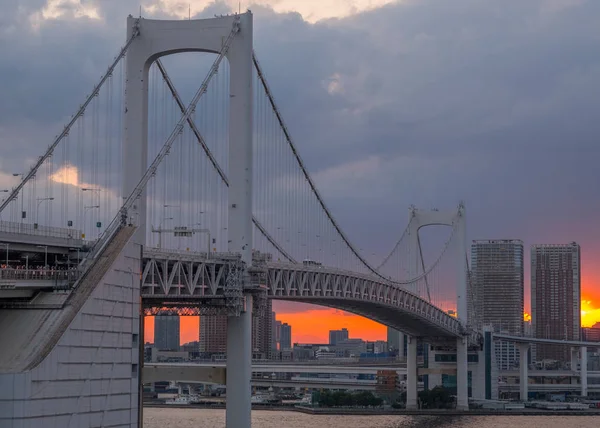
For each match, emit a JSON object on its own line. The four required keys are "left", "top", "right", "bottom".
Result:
{"left": 1, "top": 0, "right": 599, "bottom": 295}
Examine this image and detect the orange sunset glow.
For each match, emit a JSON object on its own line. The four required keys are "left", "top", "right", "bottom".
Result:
{"left": 145, "top": 298, "right": 600, "bottom": 346}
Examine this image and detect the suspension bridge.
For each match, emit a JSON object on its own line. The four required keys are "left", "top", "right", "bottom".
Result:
{"left": 0, "top": 12, "right": 474, "bottom": 428}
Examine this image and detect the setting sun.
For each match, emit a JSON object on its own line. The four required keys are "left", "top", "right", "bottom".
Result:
{"left": 581, "top": 300, "right": 600, "bottom": 327}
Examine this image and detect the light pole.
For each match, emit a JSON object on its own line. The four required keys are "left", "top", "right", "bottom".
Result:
{"left": 36, "top": 197, "right": 55, "bottom": 225}
{"left": 82, "top": 189, "right": 101, "bottom": 236}
{"left": 36, "top": 245, "right": 48, "bottom": 268}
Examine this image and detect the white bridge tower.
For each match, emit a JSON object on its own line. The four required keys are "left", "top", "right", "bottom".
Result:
{"left": 123, "top": 13, "right": 255, "bottom": 428}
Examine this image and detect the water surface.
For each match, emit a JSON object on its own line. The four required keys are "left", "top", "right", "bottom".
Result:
{"left": 143, "top": 408, "right": 598, "bottom": 428}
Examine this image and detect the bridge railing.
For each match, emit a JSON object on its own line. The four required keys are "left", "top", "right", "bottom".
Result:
{"left": 144, "top": 248, "right": 241, "bottom": 261}
{"left": 0, "top": 220, "right": 83, "bottom": 242}
{"left": 0, "top": 268, "right": 79, "bottom": 282}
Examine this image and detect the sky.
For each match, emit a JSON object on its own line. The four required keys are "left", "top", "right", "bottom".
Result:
{"left": 1, "top": 0, "right": 600, "bottom": 344}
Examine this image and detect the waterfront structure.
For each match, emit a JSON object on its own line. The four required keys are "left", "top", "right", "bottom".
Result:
{"left": 280, "top": 323, "right": 292, "bottom": 350}
{"left": 329, "top": 328, "right": 349, "bottom": 346}
{"left": 471, "top": 239, "right": 524, "bottom": 370}
{"left": 531, "top": 243, "right": 581, "bottom": 362}
{"left": 154, "top": 311, "right": 180, "bottom": 351}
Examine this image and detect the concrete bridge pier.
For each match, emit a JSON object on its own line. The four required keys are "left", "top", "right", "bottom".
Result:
{"left": 518, "top": 343, "right": 529, "bottom": 401}
{"left": 456, "top": 337, "right": 469, "bottom": 411}
{"left": 406, "top": 336, "right": 418, "bottom": 410}
{"left": 226, "top": 295, "right": 253, "bottom": 428}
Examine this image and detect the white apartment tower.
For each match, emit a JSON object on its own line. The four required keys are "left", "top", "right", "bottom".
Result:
{"left": 471, "top": 240, "right": 524, "bottom": 370}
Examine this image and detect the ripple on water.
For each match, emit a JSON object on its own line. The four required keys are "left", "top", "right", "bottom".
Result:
{"left": 143, "top": 408, "right": 600, "bottom": 428}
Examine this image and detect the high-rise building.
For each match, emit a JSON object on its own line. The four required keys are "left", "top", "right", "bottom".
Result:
{"left": 154, "top": 312, "right": 180, "bottom": 351}
{"left": 280, "top": 323, "right": 292, "bottom": 350}
{"left": 252, "top": 300, "right": 273, "bottom": 359}
{"left": 471, "top": 239, "right": 524, "bottom": 370}
{"left": 272, "top": 314, "right": 282, "bottom": 353}
{"left": 199, "top": 315, "right": 227, "bottom": 354}
{"left": 329, "top": 328, "right": 349, "bottom": 346}
{"left": 531, "top": 243, "right": 581, "bottom": 362}
{"left": 200, "top": 304, "right": 274, "bottom": 358}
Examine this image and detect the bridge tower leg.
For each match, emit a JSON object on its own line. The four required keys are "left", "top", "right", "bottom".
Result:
{"left": 225, "top": 12, "right": 254, "bottom": 428}
{"left": 406, "top": 336, "right": 418, "bottom": 410}
{"left": 517, "top": 343, "right": 529, "bottom": 401}
{"left": 455, "top": 203, "right": 469, "bottom": 411}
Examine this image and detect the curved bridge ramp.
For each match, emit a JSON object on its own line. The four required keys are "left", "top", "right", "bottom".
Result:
{"left": 0, "top": 226, "right": 141, "bottom": 427}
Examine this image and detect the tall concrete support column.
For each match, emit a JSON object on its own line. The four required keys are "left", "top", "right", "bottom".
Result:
{"left": 581, "top": 346, "right": 588, "bottom": 397}
{"left": 456, "top": 337, "right": 469, "bottom": 410}
{"left": 518, "top": 343, "right": 529, "bottom": 402}
{"left": 406, "top": 336, "right": 418, "bottom": 410}
{"left": 225, "top": 12, "right": 254, "bottom": 428}
{"left": 227, "top": 295, "right": 253, "bottom": 427}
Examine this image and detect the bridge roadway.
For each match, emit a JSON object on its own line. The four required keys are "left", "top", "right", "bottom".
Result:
{"left": 0, "top": 245, "right": 463, "bottom": 341}
{"left": 499, "top": 384, "right": 600, "bottom": 393}
{"left": 251, "top": 377, "right": 378, "bottom": 390}
{"left": 500, "top": 370, "right": 600, "bottom": 378}
{"left": 0, "top": 220, "right": 84, "bottom": 251}
{"left": 146, "top": 362, "right": 600, "bottom": 393}
{"left": 147, "top": 361, "right": 407, "bottom": 375}
{"left": 140, "top": 248, "right": 464, "bottom": 341}
{"left": 145, "top": 362, "right": 404, "bottom": 391}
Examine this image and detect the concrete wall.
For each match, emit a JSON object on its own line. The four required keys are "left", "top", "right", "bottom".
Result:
{"left": 0, "top": 238, "right": 141, "bottom": 427}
